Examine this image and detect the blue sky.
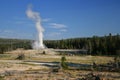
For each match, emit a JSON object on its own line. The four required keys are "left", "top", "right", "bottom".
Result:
{"left": 0, "top": 0, "right": 120, "bottom": 40}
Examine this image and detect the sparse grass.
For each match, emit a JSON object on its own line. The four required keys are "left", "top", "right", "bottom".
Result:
{"left": 19, "top": 62, "right": 37, "bottom": 66}
{"left": 0, "top": 54, "right": 13, "bottom": 60}
{"left": 30, "top": 55, "right": 114, "bottom": 64}
{"left": 31, "top": 57, "right": 61, "bottom": 62}
{"left": 26, "top": 68, "right": 49, "bottom": 71}
{"left": 0, "top": 53, "right": 114, "bottom": 65}
{"left": 0, "top": 50, "right": 119, "bottom": 80}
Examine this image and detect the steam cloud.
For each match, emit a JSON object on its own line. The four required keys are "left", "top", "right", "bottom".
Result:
{"left": 26, "top": 5, "right": 44, "bottom": 49}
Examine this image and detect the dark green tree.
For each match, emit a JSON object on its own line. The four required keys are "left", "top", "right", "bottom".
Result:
{"left": 61, "top": 56, "right": 68, "bottom": 69}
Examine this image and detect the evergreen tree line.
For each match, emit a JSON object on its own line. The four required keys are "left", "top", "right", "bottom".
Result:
{"left": 0, "top": 33, "right": 120, "bottom": 55}
{"left": 0, "top": 38, "right": 32, "bottom": 54}
{"left": 44, "top": 33, "right": 120, "bottom": 55}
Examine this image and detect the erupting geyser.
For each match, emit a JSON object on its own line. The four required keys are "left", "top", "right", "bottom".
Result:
{"left": 26, "top": 5, "right": 45, "bottom": 49}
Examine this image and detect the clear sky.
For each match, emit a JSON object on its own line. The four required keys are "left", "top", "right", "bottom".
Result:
{"left": 0, "top": 0, "right": 120, "bottom": 40}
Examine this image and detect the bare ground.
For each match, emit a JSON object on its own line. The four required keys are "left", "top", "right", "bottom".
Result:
{"left": 0, "top": 49, "right": 119, "bottom": 80}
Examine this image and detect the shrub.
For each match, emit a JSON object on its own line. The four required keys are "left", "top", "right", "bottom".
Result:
{"left": 16, "top": 54, "right": 25, "bottom": 60}
{"left": 42, "top": 51, "right": 46, "bottom": 54}
{"left": 61, "top": 56, "right": 68, "bottom": 69}
{"left": 0, "top": 76, "right": 4, "bottom": 80}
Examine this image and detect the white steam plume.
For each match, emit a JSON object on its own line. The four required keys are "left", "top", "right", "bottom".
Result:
{"left": 26, "top": 5, "right": 44, "bottom": 49}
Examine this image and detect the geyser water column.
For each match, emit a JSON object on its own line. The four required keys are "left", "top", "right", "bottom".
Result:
{"left": 26, "top": 5, "right": 44, "bottom": 49}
